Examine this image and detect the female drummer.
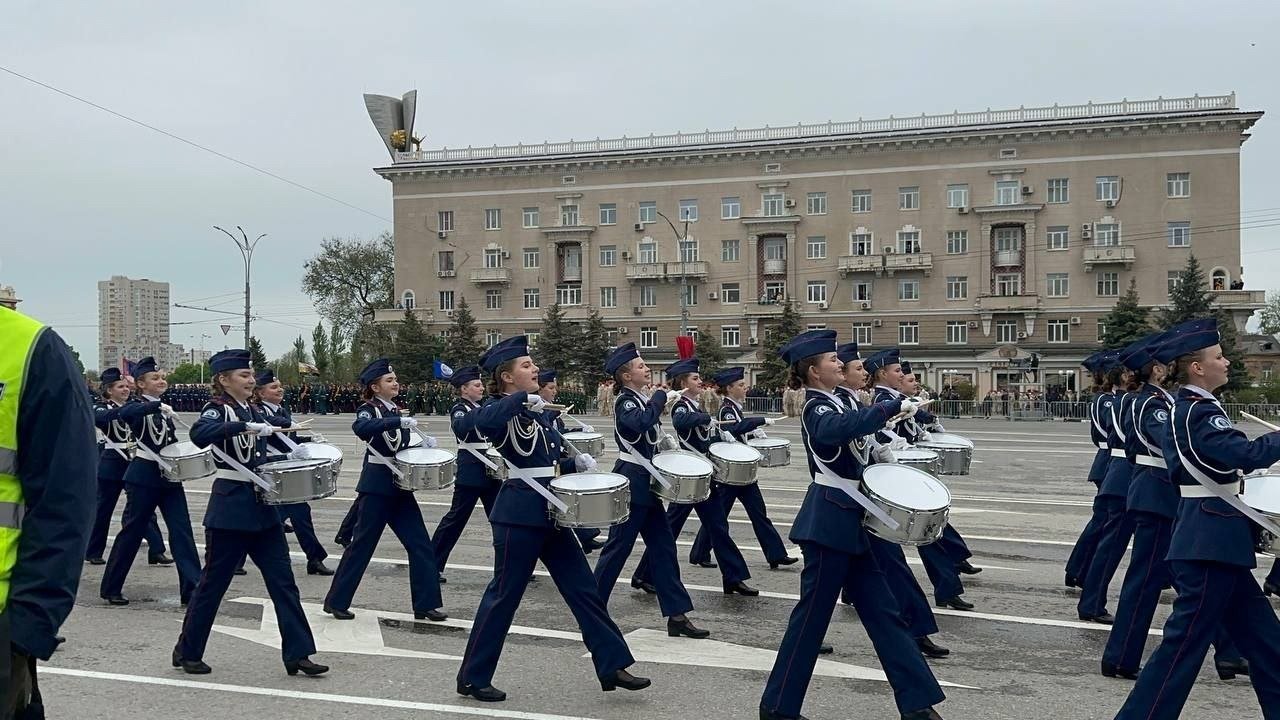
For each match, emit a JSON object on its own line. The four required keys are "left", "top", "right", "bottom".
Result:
{"left": 456, "top": 336, "right": 649, "bottom": 702}
{"left": 760, "top": 330, "right": 944, "bottom": 720}
{"left": 536, "top": 369, "right": 605, "bottom": 553}
{"left": 176, "top": 349, "right": 328, "bottom": 677}
{"left": 1115, "top": 318, "right": 1280, "bottom": 719}
{"left": 1064, "top": 349, "right": 1119, "bottom": 589}
{"left": 100, "top": 357, "right": 201, "bottom": 606}
{"left": 323, "top": 358, "right": 446, "bottom": 622}
{"left": 432, "top": 365, "right": 502, "bottom": 578}
{"left": 631, "top": 358, "right": 757, "bottom": 596}
{"left": 689, "top": 366, "right": 796, "bottom": 570}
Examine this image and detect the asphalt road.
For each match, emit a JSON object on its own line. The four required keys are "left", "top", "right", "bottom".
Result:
{"left": 47, "top": 414, "right": 1272, "bottom": 719}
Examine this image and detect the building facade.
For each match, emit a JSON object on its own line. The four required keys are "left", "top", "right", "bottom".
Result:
{"left": 98, "top": 275, "right": 184, "bottom": 372}
{"left": 375, "top": 93, "right": 1263, "bottom": 395}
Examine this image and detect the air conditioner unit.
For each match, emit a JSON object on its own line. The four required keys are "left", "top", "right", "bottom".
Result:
{"left": 436, "top": 270, "right": 456, "bottom": 278}
{"left": 1017, "top": 331, "right": 1028, "bottom": 339}
{"left": 445, "top": 310, "right": 455, "bottom": 318}
{"left": 1081, "top": 223, "right": 1092, "bottom": 232}
{"left": 632, "top": 306, "right": 642, "bottom": 315}
{"left": 967, "top": 321, "right": 978, "bottom": 329}
{"left": 957, "top": 206, "right": 969, "bottom": 214}
{"left": 748, "top": 336, "right": 758, "bottom": 346}
{"left": 883, "top": 247, "right": 897, "bottom": 255}
{"left": 872, "top": 319, "right": 883, "bottom": 327}
{"left": 1070, "top": 316, "right": 1082, "bottom": 325}
{"left": 617, "top": 326, "right": 628, "bottom": 334}
{"left": 621, "top": 250, "right": 631, "bottom": 260}
{"left": 437, "top": 231, "right": 448, "bottom": 239}
{"left": 818, "top": 300, "right": 829, "bottom": 310}
{"left": 784, "top": 198, "right": 797, "bottom": 209}
{"left": 1081, "top": 230, "right": 1093, "bottom": 239}
{"left": 860, "top": 301, "right": 872, "bottom": 310}
{"left": 634, "top": 223, "right": 644, "bottom": 231}
{"left": 1022, "top": 185, "right": 1034, "bottom": 195}
{"left": 1105, "top": 199, "right": 1117, "bottom": 209}
{"left": 708, "top": 291, "right": 719, "bottom": 300}
{"left": 501, "top": 249, "right": 511, "bottom": 259}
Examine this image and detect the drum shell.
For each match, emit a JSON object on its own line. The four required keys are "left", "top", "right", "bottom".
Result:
{"left": 748, "top": 438, "right": 791, "bottom": 467}
{"left": 896, "top": 449, "right": 942, "bottom": 478}
{"left": 159, "top": 442, "right": 216, "bottom": 483}
{"left": 485, "top": 449, "right": 508, "bottom": 481}
{"left": 549, "top": 473, "right": 631, "bottom": 528}
{"left": 1244, "top": 473, "right": 1280, "bottom": 554}
{"left": 650, "top": 450, "right": 713, "bottom": 504}
{"left": 562, "top": 432, "right": 605, "bottom": 458}
{"left": 258, "top": 459, "right": 338, "bottom": 505}
{"left": 860, "top": 464, "right": 951, "bottom": 546}
{"left": 709, "top": 443, "right": 760, "bottom": 486}
{"left": 916, "top": 441, "right": 972, "bottom": 475}
{"left": 393, "top": 449, "right": 457, "bottom": 491}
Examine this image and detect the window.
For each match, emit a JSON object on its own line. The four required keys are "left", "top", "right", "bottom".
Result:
{"left": 522, "top": 247, "right": 539, "bottom": 269}
{"left": 485, "top": 330, "right": 501, "bottom": 347}
{"left": 638, "top": 201, "right": 656, "bottom": 224}
{"left": 996, "top": 320, "right": 1018, "bottom": 343}
{"left": 763, "top": 237, "right": 786, "bottom": 261}
{"left": 807, "top": 236, "right": 827, "bottom": 259}
{"left": 640, "top": 326, "right": 657, "bottom": 349}
{"left": 994, "top": 226, "right": 1021, "bottom": 252}
{"left": 438, "top": 290, "right": 454, "bottom": 311}
{"left": 806, "top": 192, "right": 828, "bottom": 215}
{"left": 721, "top": 239, "right": 740, "bottom": 262}
{"left": 946, "top": 321, "right": 968, "bottom": 345}
{"left": 599, "top": 245, "right": 616, "bottom": 267}
{"left": 897, "top": 230, "right": 921, "bottom": 254}
{"left": 525, "top": 331, "right": 539, "bottom": 347}
{"left": 996, "top": 180, "right": 1021, "bottom": 206}
{"left": 722, "top": 325, "right": 741, "bottom": 348}
{"left": 681, "top": 284, "right": 699, "bottom": 307}
{"left": 1168, "top": 271, "right": 1181, "bottom": 297}
{"left": 763, "top": 280, "right": 786, "bottom": 303}
{"left": 438, "top": 210, "right": 454, "bottom": 232}
{"left": 852, "top": 323, "right": 873, "bottom": 346}
{"left": 638, "top": 239, "right": 657, "bottom": 264}
{"left": 1095, "top": 223, "right": 1120, "bottom": 246}
{"left": 898, "top": 280, "right": 920, "bottom": 301}
{"left": 484, "top": 208, "right": 501, "bottom": 230}
{"left": 438, "top": 251, "right": 455, "bottom": 272}
{"left": 851, "top": 232, "right": 873, "bottom": 255}
{"left": 1048, "top": 319, "right": 1070, "bottom": 343}
{"left": 1047, "top": 273, "right": 1070, "bottom": 297}
{"left": 806, "top": 324, "right": 827, "bottom": 332}
{"left": 807, "top": 281, "right": 828, "bottom": 304}
{"left": 639, "top": 285, "right": 657, "bottom": 307}
{"left": 1211, "top": 268, "right": 1229, "bottom": 291}
{"left": 599, "top": 286, "right": 617, "bottom": 308}
{"left": 946, "top": 275, "right": 968, "bottom": 300}
{"left": 522, "top": 207, "right": 539, "bottom": 228}
{"left": 1168, "top": 221, "right": 1191, "bottom": 248}
{"left": 720, "top": 282, "right": 741, "bottom": 304}
{"left": 560, "top": 204, "right": 579, "bottom": 226}
{"left": 555, "top": 284, "right": 581, "bottom": 306}
{"left": 763, "top": 193, "right": 784, "bottom": 217}
{"left": 1264, "top": 364, "right": 1275, "bottom": 382}
{"left": 947, "top": 184, "right": 969, "bottom": 208}
{"left": 484, "top": 248, "right": 503, "bottom": 268}
{"left": 996, "top": 273, "right": 1022, "bottom": 296}
{"left": 853, "top": 281, "right": 872, "bottom": 302}
{"left": 1047, "top": 226, "right": 1069, "bottom": 251}
{"left": 523, "top": 288, "right": 540, "bottom": 309}
{"left": 598, "top": 203, "right": 617, "bottom": 225}
{"left": 721, "top": 197, "right": 741, "bottom": 219}
{"left": 898, "top": 321, "right": 920, "bottom": 345}
{"left": 1097, "top": 319, "right": 1108, "bottom": 343}
{"left": 679, "top": 199, "right": 698, "bottom": 222}
{"left": 402, "top": 290, "right": 415, "bottom": 309}
{"left": 677, "top": 238, "right": 699, "bottom": 263}
{"left": 1097, "top": 272, "right": 1119, "bottom": 297}
{"left": 485, "top": 288, "right": 503, "bottom": 310}
{"left": 851, "top": 189, "right": 872, "bottom": 213}
{"left": 1096, "top": 176, "right": 1119, "bottom": 202}
{"left": 945, "top": 230, "right": 968, "bottom": 255}
{"left": 1047, "top": 178, "right": 1070, "bottom": 204}
{"left": 898, "top": 186, "right": 920, "bottom": 210}
{"left": 1167, "top": 172, "right": 1190, "bottom": 198}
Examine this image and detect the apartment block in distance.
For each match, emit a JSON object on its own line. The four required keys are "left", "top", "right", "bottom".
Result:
{"left": 98, "top": 275, "right": 185, "bottom": 372}
{"left": 374, "top": 93, "right": 1263, "bottom": 395}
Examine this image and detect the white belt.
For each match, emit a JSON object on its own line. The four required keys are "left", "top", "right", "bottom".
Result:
{"left": 1180, "top": 482, "right": 1241, "bottom": 498}
{"left": 457, "top": 441, "right": 498, "bottom": 471}
{"left": 365, "top": 444, "right": 406, "bottom": 480}
{"left": 503, "top": 462, "right": 568, "bottom": 513}
{"left": 103, "top": 440, "right": 135, "bottom": 462}
{"left": 1097, "top": 442, "right": 1108, "bottom": 450}
{"left": 1135, "top": 455, "right": 1167, "bottom": 469}
{"left": 216, "top": 469, "right": 253, "bottom": 482}
{"left": 132, "top": 443, "right": 174, "bottom": 472}
{"left": 1110, "top": 449, "right": 1127, "bottom": 458}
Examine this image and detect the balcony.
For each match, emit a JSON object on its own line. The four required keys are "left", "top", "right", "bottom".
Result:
{"left": 668, "top": 260, "right": 709, "bottom": 280}
{"left": 743, "top": 301, "right": 787, "bottom": 318}
{"left": 1211, "top": 289, "right": 1266, "bottom": 308}
{"left": 884, "top": 251, "right": 933, "bottom": 276}
{"left": 561, "top": 266, "right": 583, "bottom": 282}
{"left": 839, "top": 255, "right": 882, "bottom": 276}
{"left": 1082, "top": 244, "right": 1136, "bottom": 272}
{"left": 623, "top": 260, "right": 709, "bottom": 283}
{"left": 625, "top": 262, "right": 665, "bottom": 282}
{"left": 976, "top": 294, "right": 1041, "bottom": 313}
{"left": 372, "top": 307, "right": 434, "bottom": 325}
{"left": 993, "top": 249, "right": 1022, "bottom": 268}
{"left": 763, "top": 258, "right": 787, "bottom": 275}
{"left": 469, "top": 267, "right": 512, "bottom": 285}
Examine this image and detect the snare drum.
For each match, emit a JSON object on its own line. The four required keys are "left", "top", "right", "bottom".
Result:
{"left": 860, "top": 463, "right": 951, "bottom": 546}
{"left": 257, "top": 457, "right": 338, "bottom": 505}
{"left": 158, "top": 441, "right": 216, "bottom": 482}
{"left": 562, "top": 431, "right": 606, "bottom": 458}
{"left": 549, "top": 472, "right": 631, "bottom": 528}
{"left": 917, "top": 433, "right": 974, "bottom": 475}
{"left": 747, "top": 437, "right": 791, "bottom": 467}
{"left": 392, "top": 447, "right": 456, "bottom": 491}
{"left": 896, "top": 448, "right": 942, "bottom": 478}
{"left": 650, "top": 450, "right": 714, "bottom": 504}
{"left": 484, "top": 448, "right": 507, "bottom": 481}
{"left": 1245, "top": 473, "right": 1280, "bottom": 554}
{"left": 708, "top": 442, "right": 762, "bottom": 486}
{"left": 300, "top": 442, "right": 344, "bottom": 476}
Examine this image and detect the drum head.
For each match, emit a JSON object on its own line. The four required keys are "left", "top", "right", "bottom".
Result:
{"left": 928, "top": 433, "right": 974, "bottom": 449}
{"left": 396, "top": 447, "right": 454, "bottom": 464}
{"left": 652, "top": 450, "right": 714, "bottom": 476}
{"left": 564, "top": 431, "right": 604, "bottom": 442}
{"left": 160, "top": 440, "right": 204, "bottom": 459}
{"left": 709, "top": 442, "right": 763, "bottom": 463}
{"left": 552, "top": 472, "right": 628, "bottom": 491}
{"left": 896, "top": 449, "right": 939, "bottom": 462}
{"left": 1245, "top": 474, "right": 1280, "bottom": 514}
{"left": 747, "top": 437, "right": 790, "bottom": 449}
{"left": 260, "top": 458, "right": 328, "bottom": 472}
{"left": 863, "top": 464, "right": 950, "bottom": 510}
{"left": 302, "top": 443, "right": 343, "bottom": 461}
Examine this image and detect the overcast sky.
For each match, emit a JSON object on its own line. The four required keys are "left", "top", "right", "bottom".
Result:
{"left": 3, "top": 1, "right": 1278, "bottom": 369}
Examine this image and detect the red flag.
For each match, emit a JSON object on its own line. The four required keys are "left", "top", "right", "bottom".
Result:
{"left": 676, "top": 335, "right": 695, "bottom": 360}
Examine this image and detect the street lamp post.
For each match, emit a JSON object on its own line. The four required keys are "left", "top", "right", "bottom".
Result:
{"left": 656, "top": 211, "right": 691, "bottom": 335}
{"left": 214, "top": 226, "right": 266, "bottom": 352}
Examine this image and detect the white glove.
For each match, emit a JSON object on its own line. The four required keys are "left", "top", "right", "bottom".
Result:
{"left": 290, "top": 445, "right": 313, "bottom": 460}
{"left": 160, "top": 403, "right": 176, "bottom": 417}
{"left": 751, "top": 429, "right": 767, "bottom": 439}
{"left": 899, "top": 399, "right": 921, "bottom": 417}
{"left": 400, "top": 417, "right": 418, "bottom": 429}
{"left": 930, "top": 423, "right": 946, "bottom": 433}
{"left": 525, "top": 395, "right": 547, "bottom": 412}
{"left": 763, "top": 417, "right": 777, "bottom": 426}
{"left": 917, "top": 429, "right": 933, "bottom": 442}
{"left": 422, "top": 435, "right": 438, "bottom": 449}
{"left": 873, "top": 444, "right": 897, "bottom": 464}
{"left": 579, "top": 424, "right": 595, "bottom": 433}
{"left": 720, "top": 431, "right": 735, "bottom": 443}
{"left": 245, "top": 422, "right": 274, "bottom": 437}
{"left": 889, "top": 436, "right": 909, "bottom": 451}
{"left": 574, "top": 453, "right": 598, "bottom": 472}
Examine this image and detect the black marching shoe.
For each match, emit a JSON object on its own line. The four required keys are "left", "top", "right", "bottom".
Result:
{"left": 581, "top": 537, "right": 605, "bottom": 554}
{"left": 323, "top": 604, "right": 355, "bottom": 620}
{"left": 282, "top": 521, "right": 295, "bottom": 534}
{"left": 692, "top": 559, "right": 718, "bottom": 569}
{"left": 86, "top": 557, "right": 106, "bottom": 566}
{"left": 630, "top": 578, "right": 658, "bottom": 594}
{"left": 1064, "top": 573, "right": 1083, "bottom": 589}
{"left": 759, "top": 708, "right": 808, "bottom": 720}
{"left": 285, "top": 658, "right": 329, "bottom": 676}
{"left": 233, "top": 566, "right": 247, "bottom": 576}
{"left": 306, "top": 560, "right": 335, "bottom": 576}
{"left": 769, "top": 556, "right": 800, "bottom": 570}
{"left": 457, "top": 682, "right": 506, "bottom": 702}
{"left": 667, "top": 616, "right": 711, "bottom": 639}
{"left": 1265, "top": 580, "right": 1280, "bottom": 597}
{"left": 1217, "top": 658, "right": 1250, "bottom": 680}
{"left": 148, "top": 553, "right": 174, "bottom": 566}
{"left": 956, "top": 560, "right": 982, "bottom": 575}
{"left": 723, "top": 580, "right": 760, "bottom": 597}
{"left": 334, "top": 534, "right": 351, "bottom": 548}
{"left": 600, "top": 668, "right": 651, "bottom": 692}
{"left": 415, "top": 609, "right": 449, "bottom": 622}
{"left": 818, "top": 643, "right": 833, "bottom": 655}
{"left": 103, "top": 594, "right": 129, "bottom": 606}
{"left": 54, "top": 636, "right": 66, "bottom": 646}
{"left": 1081, "top": 611, "right": 1115, "bottom": 625}
{"left": 438, "top": 573, "right": 448, "bottom": 584}
{"left": 916, "top": 636, "right": 950, "bottom": 658}
{"left": 172, "top": 647, "right": 211, "bottom": 675}
{"left": 1101, "top": 660, "right": 1140, "bottom": 680}
{"left": 936, "top": 596, "right": 974, "bottom": 611}
{"left": 901, "top": 709, "right": 944, "bottom": 720}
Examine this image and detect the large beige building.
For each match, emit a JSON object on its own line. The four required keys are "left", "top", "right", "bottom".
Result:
{"left": 98, "top": 275, "right": 184, "bottom": 372}
{"left": 374, "top": 93, "right": 1263, "bottom": 394}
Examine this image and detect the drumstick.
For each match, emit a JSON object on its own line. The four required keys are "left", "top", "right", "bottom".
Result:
{"left": 1242, "top": 411, "right": 1280, "bottom": 433}
{"left": 888, "top": 399, "right": 934, "bottom": 424}
{"left": 526, "top": 401, "right": 569, "bottom": 412}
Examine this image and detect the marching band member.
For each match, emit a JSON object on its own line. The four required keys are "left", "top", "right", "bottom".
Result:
{"left": 760, "top": 330, "right": 944, "bottom": 720}
{"left": 687, "top": 367, "right": 796, "bottom": 570}
{"left": 432, "top": 365, "right": 501, "bottom": 578}
{"left": 631, "top": 358, "right": 758, "bottom": 596}
{"left": 255, "top": 368, "right": 334, "bottom": 576}
{"left": 1065, "top": 350, "right": 1119, "bottom": 588}
{"left": 99, "top": 357, "right": 200, "bottom": 606}
{"left": 1115, "top": 318, "right": 1280, "bottom": 719}
{"left": 537, "top": 369, "right": 604, "bottom": 553}
{"left": 323, "top": 359, "right": 447, "bottom": 622}
{"left": 456, "top": 336, "right": 649, "bottom": 702}
{"left": 593, "top": 343, "right": 710, "bottom": 639}
{"left": 175, "top": 349, "right": 327, "bottom": 677}
{"left": 87, "top": 367, "right": 170, "bottom": 567}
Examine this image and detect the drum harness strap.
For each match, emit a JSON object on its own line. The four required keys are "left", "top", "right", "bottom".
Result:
{"left": 801, "top": 393, "right": 900, "bottom": 532}
{"left": 501, "top": 459, "right": 568, "bottom": 514}
{"left": 1089, "top": 396, "right": 1109, "bottom": 450}
{"left": 1133, "top": 393, "right": 1169, "bottom": 470}
{"left": 614, "top": 390, "right": 676, "bottom": 493}
{"left": 1172, "top": 399, "right": 1280, "bottom": 536}
{"left": 1109, "top": 394, "right": 1129, "bottom": 458}
{"left": 194, "top": 406, "right": 275, "bottom": 493}
{"left": 102, "top": 439, "right": 134, "bottom": 462}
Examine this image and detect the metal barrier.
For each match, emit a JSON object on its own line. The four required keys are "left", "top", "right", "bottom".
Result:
{"left": 744, "top": 397, "right": 783, "bottom": 415}
{"left": 936, "top": 399, "right": 1090, "bottom": 420}
{"left": 1224, "top": 404, "right": 1280, "bottom": 424}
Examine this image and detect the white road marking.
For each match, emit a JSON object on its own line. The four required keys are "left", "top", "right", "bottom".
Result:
{"left": 669, "top": 539, "right": 1027, "bottom": 572}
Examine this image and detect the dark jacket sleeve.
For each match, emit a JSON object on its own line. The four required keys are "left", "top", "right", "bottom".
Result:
{"left": 118, "top": 399, "right": 162, "bottom": 422}
{"left": 475, "top": 392, "right": 529, "bottom": 437}
{"left": 93, "top": 403, "right": 120, "bottom": 432}
{"left": 812, "top": 399, "right": 901, "bottom": 446}
{"left": 189, "top": 407, "right": 248, "bottom": 447}
{"left": 616, "top": 390, "right": 666, "bottom": 436}
{"left": 11, "top": 329, "right": 97, "bottom": 660}
{"left": 352, "top": 405, "right": 402, "bottom": 440}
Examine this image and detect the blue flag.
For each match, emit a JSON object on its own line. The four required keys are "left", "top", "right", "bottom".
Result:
{"left": 433, "top": 360, "right": 454, "bottom": 380}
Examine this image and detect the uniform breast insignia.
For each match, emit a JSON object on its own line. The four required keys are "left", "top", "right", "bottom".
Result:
{"left": 358, "top": 409, "right": 373, "bottom": 419}
{"left": 623, "top": 400, "right": 637, "bottom": 411}
{"left": 1210, "top": 415, "right": 1233, "bottom": 431}
{"left": 815, "top": 405, "right": 831, "bottom": 415}
{"left": 453, "top": 410, "right": 466, "bottom": 419}
{"left": 1154, "top": 410, "right": 1169, "bottom": 423}
{"left": 1103, "top": 400, "right": 1113, "bottom": 408}
{"left": 201, "top": 408, "right": 221, "bottom": 419}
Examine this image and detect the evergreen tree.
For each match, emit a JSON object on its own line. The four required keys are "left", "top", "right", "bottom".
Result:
{"left": 1216, "top": 314, "right": 1251, "bottom": 394}
{"left": 247, "top": 336, "right": 269, "bottom": 371}
{"left": 694, "top": 325, "right": 727, "bottom": 380}
{"left": 445, "top": 297, "right": 484, "bottom": 368}
{"left": 1100, "top": 279, "right": 1151, "bottom": 348}
{"left": 1158, "top": 254, "right": 1214, "bottom": 326}
{"left": 392, "top": 308, "right": 432, "bottom": 384}
{"left": 533, "top": 303, "right": 574, "bottom": 378}
{"left": 574, "top": 308, "right": 614, "bottom": 389}
{"left": 291, "top": 335, "right": 309, "bottom": 364}
{"left": 328, "top": 324, "right": 348, "bottom": 383}
{"left": 757, "top": 300, "right": 805, "bottom": 391}
{"left": 311, "top": 322, "right": 331, "bottom": 381}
